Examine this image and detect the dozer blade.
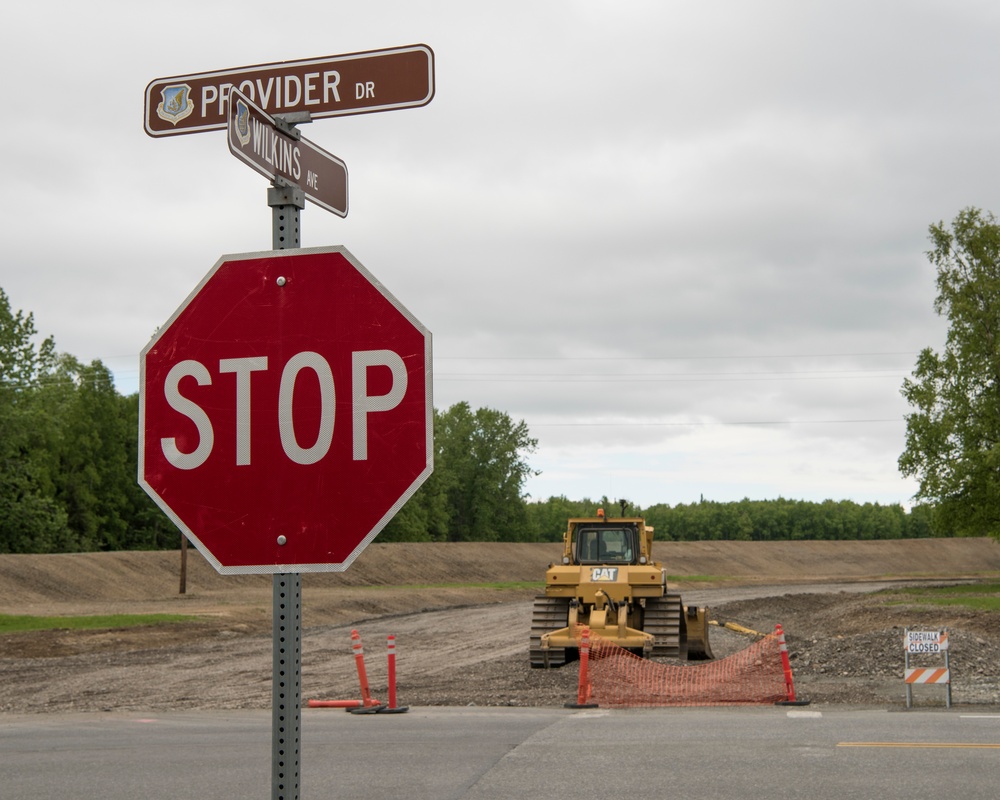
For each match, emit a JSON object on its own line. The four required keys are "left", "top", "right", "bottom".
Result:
{"left": 683, "top": 605, "right": 715, "bottom": 660}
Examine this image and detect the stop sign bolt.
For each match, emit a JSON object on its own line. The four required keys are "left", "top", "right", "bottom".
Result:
{"left": 276, "top": 276, "right": 287, "bottom": 286}
{"left": 277, "top": 535, "right": 288, "bottom": 546}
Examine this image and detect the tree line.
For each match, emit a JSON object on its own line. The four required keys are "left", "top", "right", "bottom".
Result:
{"left": 0, "top": 285, "right": 935, "bottom": 554}
{"left": 0, "top": 286, "right": 543, "bottom": 553}
{"left": 517, "top": 495, "right": 934, "bottom": 543}
{"left": 7, "top": 202, "right": 1000, "bottom": 559}
{"left": 0, "top": 287, "right": 938, "bottom": 553}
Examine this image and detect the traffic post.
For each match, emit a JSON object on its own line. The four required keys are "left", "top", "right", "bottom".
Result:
{"left": 144, "top": 44, "right": 433, "bottom": 799}
{"left": 139, "top": 247, "right": 432, "bottom": 800}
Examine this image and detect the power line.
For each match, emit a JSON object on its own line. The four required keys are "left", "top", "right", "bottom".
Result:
{"left": 437, "top": 351, "right": 920, "bottom": 361}
{"left": 527, "top": 418, "right": 903, "bottom": 427}
{"left": 436, "top": 372, "right": 906, "bottom": 383}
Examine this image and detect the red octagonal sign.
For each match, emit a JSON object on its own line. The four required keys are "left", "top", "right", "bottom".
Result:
{"left": 139, "top": 246, "right": 432, "bottom": 574}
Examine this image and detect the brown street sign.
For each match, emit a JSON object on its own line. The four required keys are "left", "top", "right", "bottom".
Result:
{"left": 227, "top": 89, "right": 348, "bottom": 217}
{"left": 145, "top": 44, "right": 433, "bottom": 137}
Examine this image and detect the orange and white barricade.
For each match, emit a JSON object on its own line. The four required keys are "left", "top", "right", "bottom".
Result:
{"left": 904, "top": 628, "right": 951, "bottom": 709}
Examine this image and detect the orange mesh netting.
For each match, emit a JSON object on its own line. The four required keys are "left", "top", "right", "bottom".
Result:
{"left": 580, "top": 629, "right": 790, "bottom": 707}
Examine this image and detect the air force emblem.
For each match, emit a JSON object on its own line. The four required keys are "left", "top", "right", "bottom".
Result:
{"left": 234, "top": 97, "right": 251, "bottom": 147}
{"left": 156, "top": 84, "right": 194, "bottom": 125}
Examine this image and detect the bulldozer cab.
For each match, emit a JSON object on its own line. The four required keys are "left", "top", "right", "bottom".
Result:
{"left": 574, "top": 525, "right": 637, "bottom": 565}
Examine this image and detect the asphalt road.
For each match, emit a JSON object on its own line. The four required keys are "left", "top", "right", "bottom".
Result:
{"left": 2, "top": 707, "right": 998, "bottom": 799}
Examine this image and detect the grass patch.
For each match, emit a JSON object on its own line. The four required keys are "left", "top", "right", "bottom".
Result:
{"left": 912, "top": 582, "right": 1000, "bottom": 594}
{"left": 882, "top": 582, "right": 1000, "bottom": 612}
{"left": 917, "top": 596, "right": 1000, "bottom": 612}
{"left": 0, "top": 613, "right": 198, "bottom": 634}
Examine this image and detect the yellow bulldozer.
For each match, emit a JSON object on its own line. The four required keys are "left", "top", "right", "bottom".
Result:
{"left": 530, "top": 507, "right": 714, "bottom": 668}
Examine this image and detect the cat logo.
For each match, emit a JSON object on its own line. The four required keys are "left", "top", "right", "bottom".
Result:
{"left": 156, "top": 84, "right": 195, "bottom": 125}
{"left": 591, "top": 567, "right": 618, "bottom": 581}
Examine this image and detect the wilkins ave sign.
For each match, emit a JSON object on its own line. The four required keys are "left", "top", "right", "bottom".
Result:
{"left": 228, "top": 88, "right": 348, "bottom": 216}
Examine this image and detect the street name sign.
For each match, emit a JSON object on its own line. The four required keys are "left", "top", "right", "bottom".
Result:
{"left": 228, "top": 88, "right": 348, "bottom": 217}
{"left": 138, "top": 246, "right": 433, "bottom": 574}
{"left": 145, "top": 44, "right": 434, "bottom": 137}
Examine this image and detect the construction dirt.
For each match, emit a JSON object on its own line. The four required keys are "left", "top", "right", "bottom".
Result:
{"left": 1, "top": 538, "right": 999, "bottom": 713}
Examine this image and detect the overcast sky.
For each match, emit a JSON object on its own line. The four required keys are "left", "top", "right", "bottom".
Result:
{"left": 5, "top": 1, "right": 996, "bottom": 509}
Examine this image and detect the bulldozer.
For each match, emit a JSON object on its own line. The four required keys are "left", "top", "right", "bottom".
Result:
{"left": 530, "top": 505, "right": 714, "bottom": 668}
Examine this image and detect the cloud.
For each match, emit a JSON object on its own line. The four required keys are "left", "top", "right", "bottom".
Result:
{"left": 2, "top": 1, "right": 994, "bottom": 508}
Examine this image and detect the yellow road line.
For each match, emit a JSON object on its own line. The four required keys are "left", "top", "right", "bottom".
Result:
{"left": 838, "top": 742, "right": 1000, "bottom": 749}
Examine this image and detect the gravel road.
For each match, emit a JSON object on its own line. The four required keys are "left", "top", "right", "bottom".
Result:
{"left": 3, "top": 579, "right": 996, "bottom": 713}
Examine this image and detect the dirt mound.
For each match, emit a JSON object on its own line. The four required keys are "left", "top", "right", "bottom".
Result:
{"left": 661, "top": 537, "right": 1000, "bottom": 581}
{"left": 2, "top": 538, "right": 998, "bottom": 616}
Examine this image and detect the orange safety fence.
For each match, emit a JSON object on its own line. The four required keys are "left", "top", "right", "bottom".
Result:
{"left": 575, "top": 625, "right": 792, "bottom": 707}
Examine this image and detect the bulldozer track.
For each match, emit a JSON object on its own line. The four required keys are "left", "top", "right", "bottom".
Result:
{"left": 643, "top": 591, "right": 686, "bottom": 658}
{"left": 529, "top": 596, "right": 570, "bottom": 668}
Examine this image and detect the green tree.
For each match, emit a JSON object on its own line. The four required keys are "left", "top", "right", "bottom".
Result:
{"left": 435, "top": 402, "right": 538, "bottom": 541}
{"left": 379, "top": 408, "right": 453, "bottom": 542}
{"left": 120, "top": 392, "right": 179, "bottom": 549}
{"left": 39, "top": 355, "right": 134, "bottom": 551}
{"left": 524, "top": 495, "right": 597, "bottom": 542}
{"left": 899, "top": 208, "right": 1000, "bottom": 539}
{"left": 0, "top": 288, "right": 67, "bottom": 552}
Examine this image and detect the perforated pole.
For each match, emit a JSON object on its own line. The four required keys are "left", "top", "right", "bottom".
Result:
{"left": 268, "top": 180, "right": 305, "bottom": 249}
{"left": 270, "top": 145, "right": 306, "bottom": 800}
{"left": 272, "top": 573, "right": 301, "bottom": 800}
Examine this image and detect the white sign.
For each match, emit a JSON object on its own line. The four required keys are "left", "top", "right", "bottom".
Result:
{"left": 904, "top": 630, "right": 949, "bottom": 654}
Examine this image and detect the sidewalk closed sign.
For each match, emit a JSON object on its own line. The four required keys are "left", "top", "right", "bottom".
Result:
{"left": 904, "top": 630, "right": 949, "bottom": 654}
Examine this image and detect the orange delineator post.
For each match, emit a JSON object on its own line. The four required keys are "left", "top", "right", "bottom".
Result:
{"left": 565, "top": 626, "right": 599, "bottom": 708}
{"left": 307, "top": 629, "right": 382, "bottom": 710}
{"left": 352, "top": 629, "right": 381, "bottom": 708}
{"left": 307, "top": 699, "right": 362, "bottom": 708}
{"left": 387, "top": 634, "right": 398, "bottom": 709}
{"left": 376, "top": 634, "right": 409, "bottom": 714}
{"left": 775, "top": 624, "right": 797, "bottom": 702}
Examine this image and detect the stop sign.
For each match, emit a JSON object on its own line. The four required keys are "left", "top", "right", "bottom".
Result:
{"left": 139, "top": 246, "right": 432, "bottom": 574}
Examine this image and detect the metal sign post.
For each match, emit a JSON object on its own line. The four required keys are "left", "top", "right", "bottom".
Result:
{"left": 272, "top": 573, "right": 302, "bottom": 800}
{"left": 142, "top": 47, "right": 435, "bottom": 800}
{"left": 269, "top": 121, "right": 304, "bottom": 799}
